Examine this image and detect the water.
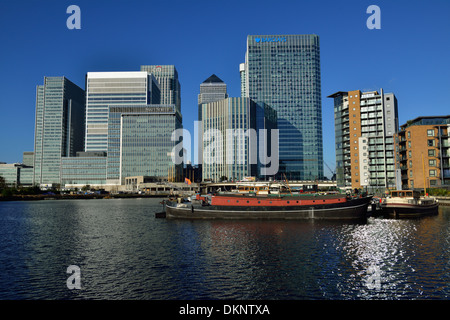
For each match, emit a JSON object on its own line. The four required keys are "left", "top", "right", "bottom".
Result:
{"left": 0, "top": 198, "right": 448, "bottom": 300}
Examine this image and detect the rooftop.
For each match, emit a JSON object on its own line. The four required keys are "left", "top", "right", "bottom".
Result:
{"left": 401, "top": 115, "right": 450, "bottom": 128}
{"left": 201, "top": 74, "right": 224, "bottom": 84}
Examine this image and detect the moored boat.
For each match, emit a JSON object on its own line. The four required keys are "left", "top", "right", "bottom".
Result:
{"left": 165, "top": 192, "right": 372, "bottom": 220}
{"left": 380, "top": 190, "right": 439, "bottom": 218}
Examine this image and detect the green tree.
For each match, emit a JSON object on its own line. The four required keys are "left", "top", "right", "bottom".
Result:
{"left": 0, "top": 176, "right": 6, "bottom": 190}
{"left": 2, "top": 188, "right": 13, "bottom": 197}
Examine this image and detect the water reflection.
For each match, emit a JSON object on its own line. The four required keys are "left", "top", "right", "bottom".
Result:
{"left": 340, "top": 209, "right": 450, "bottom": 299}
{"left": 0, "top": 200, "right": 448, "bottom": 299}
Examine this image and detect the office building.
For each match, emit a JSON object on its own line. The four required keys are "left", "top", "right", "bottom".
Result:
{"left": 140, "top": 65, "right": 181, "bottom": 113}
{"left": 197, "top": 74, "right": 229, "bottom": 171}
{"left": 33, "top": 77, "right": 85, "bottom": 186}
{"left": 107, "top": 105, "right": 182, "bottom": 185}
{"left": 328, "top": 89, "right": 399, "bottom": 190}
{"left": 395, "top": 116, "right": 450, "bottom": 189}
{"left": 84, "top": 71, "right": 160, "bottom": 152}
{"left": 256, "top": 103, "right": 278, "bottom": 178}
{"left": 241, "top": 34, "right": 323, "bottom": 180}
{"left": 200, "top": 97, "right": 255, "bottom": 181}
{"left": 61, "top": 152, "right": 108, "bottom": 187}
{"left": 0, "top": 163, "right": 34, "bottom": 187}
{"left": 22, "top": 152, "right": 34, "bottom": 167}
{"left": 200, "top": 97, "right": 277, "bottom": 181}
{"left": 198, "top": 74, "right": 228, "bottom": 107}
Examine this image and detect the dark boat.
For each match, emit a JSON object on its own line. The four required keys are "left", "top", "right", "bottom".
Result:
{"left": 380, "top": 190, "right": 439, "bottom": 218}
{"left": 165, "top": 192, "right": 372, "bottom": 220}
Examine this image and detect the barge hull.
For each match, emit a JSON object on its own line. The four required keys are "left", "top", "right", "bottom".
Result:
{"left": 166, "top": 197, "right": 371, "bottom": 220}
{"left": 380, "top": 203, "right": 439, "bottom": 218}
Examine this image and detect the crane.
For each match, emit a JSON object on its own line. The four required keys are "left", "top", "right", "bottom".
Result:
{"left": 324, "top": 162, "right": 336, "bottom": 180}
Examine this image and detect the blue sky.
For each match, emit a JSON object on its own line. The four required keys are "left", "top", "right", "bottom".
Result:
{"left": 0, "top": 0, "right": 449, "bottom": 178}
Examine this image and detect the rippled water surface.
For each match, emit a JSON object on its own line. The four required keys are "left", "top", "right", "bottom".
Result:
{"left": 0, "top": 198, "right": 448, "bottom": 299}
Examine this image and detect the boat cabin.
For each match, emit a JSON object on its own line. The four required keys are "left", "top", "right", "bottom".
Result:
{"left": 389, "top": 190, "right": 420, "bottom": 199}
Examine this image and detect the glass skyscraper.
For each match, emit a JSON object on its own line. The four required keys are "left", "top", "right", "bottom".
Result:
{"left": 85, "top": 71, "right": 160, "bottom": 152}
{"left": 198, "top": 74, "right": 228, "bottom": 107}
{"left": 197, "top": 74, "right": 229, "bottom": 169}
{"left": 140, "top": 65, "right": 181, "bottom": 113}
{"left": 241, "top": 34, "right": 323, "bottom": 180}
{"left": 107, "top": 105, "right": 182, "bottom": 184}
{"left": 33, "top": 77, "right": 85, "bottom": 186}
{"left": 200, "top": 97, "right": 277, "bottom": 181}
{"left": 200, "top": 97, "right": 256, "bottom": 181}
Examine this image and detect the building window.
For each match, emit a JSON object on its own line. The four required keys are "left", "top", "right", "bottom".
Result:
{"left": 429, "top": 159, "right": 437, "bottom": 167}
{"left": 430, "top": 180, "right": 437, "bottom": 186}
{"left": 407, "top": 131, "right": 411, "bottom": 139}
{"left": 427, "top": 139, "right": 435, "bottom": 147}
{"left": 409, "top": 160, "right": 412, "bottom": 168}
{"left": 428, "top": 149, "right": 436, "bottom": 157}
{"left": 429, "top": 170, "right": 436, "bottom": 177}
{"left": 427, "top": 129, "right": 435, "bottom": 136}
{"left": 408, "top": 141, "right": 411, "bottom": 148}
{"left": 410, "top": 170, "right": 413, "bottom": 177}
{"left": 408, "top": 151, "right": 412, "bottom": 158}
{"left": 410, "top": 180, "right": 414, "bottom": 188}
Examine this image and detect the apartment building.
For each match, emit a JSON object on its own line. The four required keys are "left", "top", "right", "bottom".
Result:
{"left": 395, "top": 116, "right": 450, "bottom": 189}
{"left": 329, "top": 89, "right": 399, "bottom": 190}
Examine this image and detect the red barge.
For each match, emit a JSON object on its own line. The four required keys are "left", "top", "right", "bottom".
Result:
{"left": 165, "top": 191, "right": 372, "bottom": 220}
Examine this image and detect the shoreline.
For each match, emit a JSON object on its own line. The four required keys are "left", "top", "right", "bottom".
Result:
{"left": 0, "top": 193, "right": 171, "bottom": 202}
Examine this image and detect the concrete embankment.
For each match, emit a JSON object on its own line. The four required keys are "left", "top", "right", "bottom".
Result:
{"left": 436, "top": 197, "right": 450, "bottom": 206}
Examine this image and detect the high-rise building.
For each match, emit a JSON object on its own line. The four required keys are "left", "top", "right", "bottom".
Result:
{"left": 106, "top": 105, "right": 182, "bottom": 184}
{"left": 198, "top": 74, "right": 228, "bottom": 107}
{"left": 395, "top": 116, "right": 450, "bottom": 189}
{"left": 328, "top": 89, "right": 399, "bottom": 190}
{"left": 22, "top": 152, "right": 34, "bottom": 167}
{"left": 197, "top": 74, "right": 229, "bottom": 171}
{"left": 241, "top": 34, "right": 323, "bottom": 180}
{"left": 84, "top": 71, "right": 160, "bottom": 152}
{"left": 33, "top": 77, "right": 85, "bottom": 186}
{"left": 200, "top": 97, "right": 256, "bottom": 181}
{"left": 200, "top": 97, "right": 277, "bottom": 181}
{"left": 140, "top": 65, "right": 181, "bottom": 113}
